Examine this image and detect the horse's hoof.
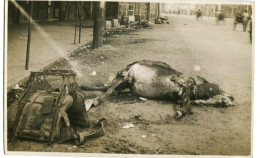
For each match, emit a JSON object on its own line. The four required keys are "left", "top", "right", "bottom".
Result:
{"left": 174, "top": 111, "right": 182, "bottom": 120}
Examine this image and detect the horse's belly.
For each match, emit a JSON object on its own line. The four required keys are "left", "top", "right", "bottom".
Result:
{"left": 127, "top": 63, "right": 181, "bottom": 99}
{"left": 131, "top": 82, "right": 175, "bottom": 99}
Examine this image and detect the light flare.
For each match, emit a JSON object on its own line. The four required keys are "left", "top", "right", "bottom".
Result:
{"left": 10, "top": 0, "right": 82, "bottom": 76}
{"left": 194, "top": 65, "right": 201, "bottom": 71}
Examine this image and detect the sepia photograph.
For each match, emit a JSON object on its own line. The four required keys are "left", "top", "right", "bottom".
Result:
{"left": 4, "top": 0, "right": 255, "bottom": 157}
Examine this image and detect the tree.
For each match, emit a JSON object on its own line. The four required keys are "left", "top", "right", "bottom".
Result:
{"left": 92, "top": 1, "right": 106, "bottom": 48}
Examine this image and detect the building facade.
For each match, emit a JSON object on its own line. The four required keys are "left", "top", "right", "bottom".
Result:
{"left": 8, "top": 1, "right": 160, "bottom": 25}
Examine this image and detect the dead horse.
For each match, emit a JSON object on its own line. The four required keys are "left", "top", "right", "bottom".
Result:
{"left": 82, "top": 60, "right": 196, "bottom": 119}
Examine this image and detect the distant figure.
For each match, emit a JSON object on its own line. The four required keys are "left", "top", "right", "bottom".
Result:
{"left": 233, "top": 13, "right": 243, "bottom": 31}
{"left": 249, "top": 20, "right": 252, "bottom": 43}
{"left": 178, "top": 9, "right": 181, "bottom": 15}
{"left": 216, "top": 10, "right": 226, "bottom": 25}
{"left": 233, "top": 10, "right": 250, "bottom": 31}
{"left": 242, "top": 10, "right": 249, "bottom": 31}
{"left": 196, "top": 9, "right": 202, "bottom": 21}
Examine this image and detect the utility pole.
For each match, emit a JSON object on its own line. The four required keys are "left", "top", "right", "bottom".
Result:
{"left": 74, "top": 1, "right": 79, "bottom": 44}
{"left": 158, "top": 3, "right": 160, "bottom": 18}
{"left": 25, "top": 1, "right": 33, "bottom": 70}
{"left": 79, "top": 2, "right": 82, "bottom": 43}
{"left": 231, "top": 5, "right": 234, "bottom": 17}
{"left": 147, "top": 3, "right": 151, "bottom": 21}
{"left": 92, "top": 1, "right": 106, "bottom": 48}
{"left": 139, "top": 3, "right": 142, "bottom": 21}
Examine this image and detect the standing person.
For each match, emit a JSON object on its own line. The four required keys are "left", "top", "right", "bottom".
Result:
{"left": 242, "top": 10, "right": 249, "bottom": 31}
{"left": 249, "top": 19, "right": 252, "bottom": 43}
{"left": 216, "top": 10, "right": 225, "bottom": 25}
{"left": 196, "top": 9, "right": 202, "bottom": 21}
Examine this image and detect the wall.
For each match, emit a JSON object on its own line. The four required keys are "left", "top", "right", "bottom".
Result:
{"left": 106, "top": 2, "right": 119, "bottom": 19}
{"left": 8, "top": 1, "right": 95, "bottom": 24}
{"left": 150, "top": 3, "right": 159, "bottom": 19}
{"left": 134, "top": 2, "right": 148, "bottom": 21}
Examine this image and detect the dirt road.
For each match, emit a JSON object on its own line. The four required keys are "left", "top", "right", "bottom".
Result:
{"left": 8, "top": 15, "right": 252, "bottom": 155}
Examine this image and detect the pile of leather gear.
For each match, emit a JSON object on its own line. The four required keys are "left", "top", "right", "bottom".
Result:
{"left": 13, "top": 70, "right": 105, "bottom": 145}
{"left": 155, "top": 17, "right": 170, "bottom": 24}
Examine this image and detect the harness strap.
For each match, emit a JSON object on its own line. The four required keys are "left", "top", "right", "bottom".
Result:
{"left": 75, "top": 118, "right": 106, "bottom": 145}
{"left": 79, "top": 132, "right": 87, "bottom": 144}
{"left": 192, "top": 85, "right": 197, "bottom": 100}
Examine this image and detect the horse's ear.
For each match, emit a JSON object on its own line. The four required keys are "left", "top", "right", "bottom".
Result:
{"left": 197, "top": 76, "right": 208, "bottom": 83}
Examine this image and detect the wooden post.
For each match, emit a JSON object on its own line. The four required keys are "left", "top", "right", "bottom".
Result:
{"left": 231, "top": 6, "right": 234, "bottom": 17}
{"left": 25, "top": 1, "right": 33, "bottom": 70}
{"left": 147, "top": 3, "right": 150, "bottom": 21}
{"left": 92, "top": 1, "right": 106, "bottom": 48}
{"left": 79, "top": 2, "right": 82, "bottom": 43}
{"left": 158, "top": 3, "right": 160, "bottom": 18}
{"left": 139, "top": 3, "right": 142, "bottom": 20}
{"left": 74, "top": 1, "right": 79, "bottom": 44}
{"left": 68, "top": 2, "right": 70, "bottom": 20}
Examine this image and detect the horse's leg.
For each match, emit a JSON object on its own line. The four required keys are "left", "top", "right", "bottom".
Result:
{"left": 174, "top": 87, "right": 192, "bottom": 119}
{"left": 84, "top": 77, "right": 127, "bottom": 109}
{"left": 99, "top": 78, "right": 127, "bottom": 101}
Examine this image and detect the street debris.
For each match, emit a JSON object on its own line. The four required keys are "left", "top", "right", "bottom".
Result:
{"left": 156, "top": 144, "right": 165, "bottom": 154}
{"left": 68, "top": 145, "right": 77, "bottom": 151}
{"left": 19, "top": 37, "right": 27, "bottom": 40}
{"left": 139, "top": 97, "right": 148, "bottom": 101}
{"left": 89, "top": 71, "right": 97, "bottom": 76}
{"left": 135, "top": 115, "right": 142, "bottom": 121}
{"left": 14, "top": 84, "right": 22, "bottom": 90}
{"left": 122, "top": 123, "right": 135, "bottom": 129}
{"left": 102, "top": 18, "right": 155, "bottom": 38}
{"left": 141, "top": 135, "right": 147, "bottom": 138}
{"left": 139, "top": 19, "right": 150, "bottom": 28}
{"left": 85, "top": 97, "right": 99, "bottom": 111}
{"left": 85, "top": 99, "right": 94, "bottom": 111}
{"left": 155, "top": 16, "right": 170, "bottom": 24}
